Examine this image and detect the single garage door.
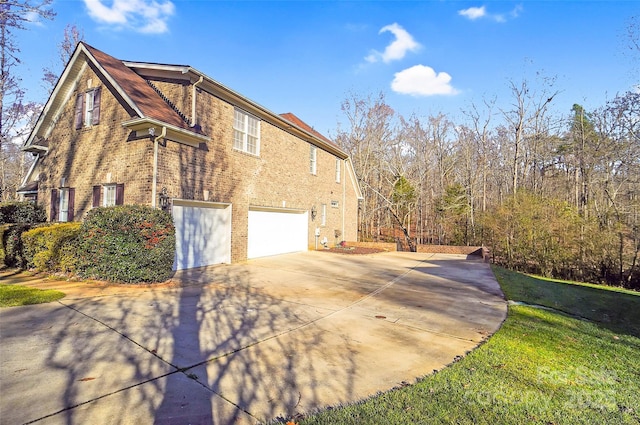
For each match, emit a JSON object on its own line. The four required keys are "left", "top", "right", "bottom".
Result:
{"left": 173, "top": 200, "right": 231, "bottom": 270}
{"left": 248, "top": 207, "right": 308, "bottom": 259}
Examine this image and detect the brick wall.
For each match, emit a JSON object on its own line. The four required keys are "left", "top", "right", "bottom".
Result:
{"left": 32, "top": 59, "right": 360, "bottom": 263}
{"left": 143, "top": 76, "right": 360, "bottom": 262}
{"left": 417, "top": 244, "right": 488, "bottom": 259}
{"left": 35, "top": 64, "right": 154, "bottom": 220}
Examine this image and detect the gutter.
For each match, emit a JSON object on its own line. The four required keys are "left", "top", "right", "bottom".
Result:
{"left": 151, "top": 126, "right": 167, "bottom": 208}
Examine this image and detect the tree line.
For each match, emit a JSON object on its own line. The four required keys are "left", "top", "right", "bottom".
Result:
{"left": 336, "top": 85, "right": 639, "bottom": 289}
{"left": 2, "top": 2, "right": 639, "bottom": 288}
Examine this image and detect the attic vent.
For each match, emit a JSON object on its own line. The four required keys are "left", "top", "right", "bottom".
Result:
{"left": 145, "top": 80, "right": 190, "bottom": 125}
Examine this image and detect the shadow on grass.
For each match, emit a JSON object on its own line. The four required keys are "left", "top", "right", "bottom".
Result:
{"left": 492, "top": 265, "right": 640, "bottom": 338}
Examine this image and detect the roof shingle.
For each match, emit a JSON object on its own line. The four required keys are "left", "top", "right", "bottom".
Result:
{"left": 84, "top": 43, "right": 192, "bottom": 131}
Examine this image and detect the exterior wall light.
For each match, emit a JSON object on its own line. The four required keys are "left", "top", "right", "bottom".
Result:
{"left": 159, "top": 187, "right": 170, "bottom": 211}
{"left": 310, "top": 205, "right": 317, "bottom": 221}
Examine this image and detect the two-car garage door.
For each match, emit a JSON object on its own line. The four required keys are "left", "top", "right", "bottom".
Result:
{"left": 247, "top": 207, "right": 308, "bottom": 259}
{"left": 172, "top": 202, "right": 308, "bottom": 270}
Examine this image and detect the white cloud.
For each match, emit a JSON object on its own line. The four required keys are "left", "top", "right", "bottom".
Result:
{"left": 366, "top": 23, "right": 421, "bottom": 63}
{"left": 458, "top": 6, "right": 486, "bottom": 20}
{"left": 458, "top": 4, "right": 522, "bottom": 23}
{"left": 391, "top": 65, "right": 459, "bottom": 96}
{"left": 83, "top": 0, "right": 175, "bottom": 34}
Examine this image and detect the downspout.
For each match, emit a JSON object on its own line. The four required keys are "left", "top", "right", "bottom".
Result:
{"left": 151, "top": 126, "right": 167, "bottom": 208}
{"left": 191, "top": 75, "right": 204, "bottom": 127}
{"left": 342, "top": 158, "right": 346, "bottom": 243}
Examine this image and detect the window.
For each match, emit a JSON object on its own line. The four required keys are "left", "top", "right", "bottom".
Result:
{"left": 51, "top": 188, "right": 75, "bottom": 222}
{"left": 331, "top": 200, "right": 339, "bottom": 208}
{"left": 310, "top": 145, "right": 317, "bottom": 175}
{"left": 335, "top": 158, "right": 341, "bottom": 183}
{"left": 233, "top": 108, "right": 260, "bottom": 155}
{"left": 321, "top": 203, "right": 326, "bottom": 226}
{"left": 75, "top": 87, "right": 101, "bottom": 129}
{"left": 59, "top": 189, "right": 69, "bottom": 222}
{"left": 103, "top": 184, "right": 116, "bottom": 207}
{"left": 93, "top": 184, "right": 124, "bottom": 207}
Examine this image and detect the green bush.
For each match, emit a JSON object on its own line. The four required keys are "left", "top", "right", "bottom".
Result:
{"left": 1, "top": 223, "right": 37, "bottom": 268}
{"left": 0, "top": 202, "right": 46, "bottom": 224}
{"left": 75, "top": 205, "right": 175, "bottom": 283}
{"left": 22, "top": 223, "right": 82, "bottom": 272}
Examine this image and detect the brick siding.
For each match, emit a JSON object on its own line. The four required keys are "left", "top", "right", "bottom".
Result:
{"left": 33, "top": 61, "right": 359, "bottom": 263}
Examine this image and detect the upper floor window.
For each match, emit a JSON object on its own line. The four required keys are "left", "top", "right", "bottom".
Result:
{"left": 335, "top": 158, "right": 341, "bottom": 183}
{"left": 233, "top": 108, "right": 260, "bottom": 155}
{"left": 310, "top": 145, "right": 317, "bottom": 175}
{"left": 75, "top": 87, "right": 101, "bottom": 129}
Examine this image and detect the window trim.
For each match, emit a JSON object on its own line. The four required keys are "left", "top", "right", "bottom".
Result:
{"left": 335, "top": 158, "right": 341, "bottom": 183}
{"left": 321, "top": 203, "right": 327, "bottom": 226}
{"left": 310, "top": 145, "right": 317, "bottom": 175}
{"left": 55, "top": 187, "right": 74, "bottom": 222}
{"left": 75, "top": 87, "right": 101, "bottom": 129}
{"left": 103, "top": 184, "right": 117, "bottom": 207}
{"left": 233, "top": 108, "right": 261, "bottom": 155}
{"left": 93, "top": 183, "right": 124, "bottom": 208}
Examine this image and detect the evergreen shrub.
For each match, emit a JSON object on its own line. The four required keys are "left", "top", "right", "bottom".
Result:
{"left": 22, "top": 223, "right": 82, "bottom": 272}
{"left": 75, "top": 206, "right": 175, "bottom": 283}
{"left": 0, "top": 202, "right": 46, "bottom": 225}
{"left": 1, "top": 224, "right": 36, "bottom": 268}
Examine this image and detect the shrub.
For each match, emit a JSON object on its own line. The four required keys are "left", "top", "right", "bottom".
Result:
{"left": 75, "top": 205, "right": 175, "bottom": 283}
{"left": 1, "top": 223, "right": 37, "bottom": 268}
{"left": 0, "top": 202, "right": 46, "bottom": 224}
{"left": 22, "top": 223, "right": 82, "bottom": 272}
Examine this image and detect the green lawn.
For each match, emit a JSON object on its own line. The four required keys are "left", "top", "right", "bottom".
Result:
{"left": 0, "top": 284, "right": 65, "bottom": 307}
{"left": 292, "top": 266, "right": 640, "bottom": 425}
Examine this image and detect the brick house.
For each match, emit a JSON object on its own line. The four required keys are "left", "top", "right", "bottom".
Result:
{"left": 19, "top": 42, "right": 362, "bottom": 269}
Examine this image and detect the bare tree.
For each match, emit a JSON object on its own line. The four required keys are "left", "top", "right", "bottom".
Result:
{"left": 42, "top": 23, "right": 83, "bottom": 92}
{"left": 0, "top": 0, "right": 55, "bottom": 200}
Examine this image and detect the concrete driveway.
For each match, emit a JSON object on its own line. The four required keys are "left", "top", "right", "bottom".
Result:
{"left": 0, "top": 251, "right": 506, "bottom": 424}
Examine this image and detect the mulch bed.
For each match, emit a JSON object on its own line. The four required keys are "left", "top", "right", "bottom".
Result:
{"left": 319, "top": 246, "right": 386, "bottom": 255}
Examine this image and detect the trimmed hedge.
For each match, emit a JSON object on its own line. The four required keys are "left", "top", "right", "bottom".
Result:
{"left": 1, "top": 224, "right": 37, "bottom": 268}
{"left": 22, "top": 223, "right": 82, "bottom": 272}
{"left": 0, "top": 202, "right": 46, "bottom": 225}
{"left": 75, "top": 205, "right": 175, "bottom": 283}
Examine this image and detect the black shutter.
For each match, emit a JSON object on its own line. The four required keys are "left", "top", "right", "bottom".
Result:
{"left": 67, "top": 188, "right": 75, "bottom": 221}
{"left": 115, "top": 183, "right": 124, "bottom": 205}
{"left": 92, "top": 185, "right": 101, "bottom": 207}
{"left": 74, "top": 93, "right": 84, "bottom": 130}
{"left": 50, "top": 189, "right": 59, "bottom": 221}
{"left": 92, "top": 88, "right": 101, "bottom": 125}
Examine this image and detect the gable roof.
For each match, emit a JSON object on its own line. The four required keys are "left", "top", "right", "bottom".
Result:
{"left": 23, "top": 43, "right": 347, "bottom": 159}
{"left": 83, "top": 44, "right": 192, "bottom": 131}
{"left": 23, "top": 42, "right": 205, "bottom": 153}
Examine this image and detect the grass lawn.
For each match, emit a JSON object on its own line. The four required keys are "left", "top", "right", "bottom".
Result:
{"left": 292, "top": 266, "right": 640, "bottom": 425}
{"left": 0, "top": 284, "right": 65, "bottom": 307}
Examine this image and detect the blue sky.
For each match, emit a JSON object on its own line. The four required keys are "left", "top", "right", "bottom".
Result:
{"left": 18, "top": 0, "right": 639, "bottom": 138}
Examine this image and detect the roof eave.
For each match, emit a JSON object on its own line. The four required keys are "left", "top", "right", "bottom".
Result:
{"left": 122, "top": 117, "right": 210, "bottom": 147}
{"left": 129, "top": 63, "right": 348, "bottom": 158}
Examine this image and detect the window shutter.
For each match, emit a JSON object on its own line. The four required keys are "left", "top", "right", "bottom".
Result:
{"left": 50, "top": 189, "right": 59, "bottom": 221}
{"left": 115, "top": 183, "right": 124, "bottom": 205}
{"left": 92, "top": 88, "right": 101, "bottom": 125}
{"left": 74, "top": 93, "right": 84, "bottom": 130}
{"left": 92, "top": 185, "right": 101, "bottom": 207}
{"left": 67, "top": 188, "right": 75, "bottom": 221}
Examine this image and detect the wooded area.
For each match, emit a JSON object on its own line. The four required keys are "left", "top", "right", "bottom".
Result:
{"left": 336, "top": 87, "right": 640, "bottom": 289}
{"left": 1, "top": 2, "right": 638, "bottom": 289}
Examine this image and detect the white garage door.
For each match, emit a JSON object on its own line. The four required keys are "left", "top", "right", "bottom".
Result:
{"left": 248, "top": 207, "right": 308, "bottom": 259}
{"left": 172, "top": 201, "right": 231, "bottom": 270}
